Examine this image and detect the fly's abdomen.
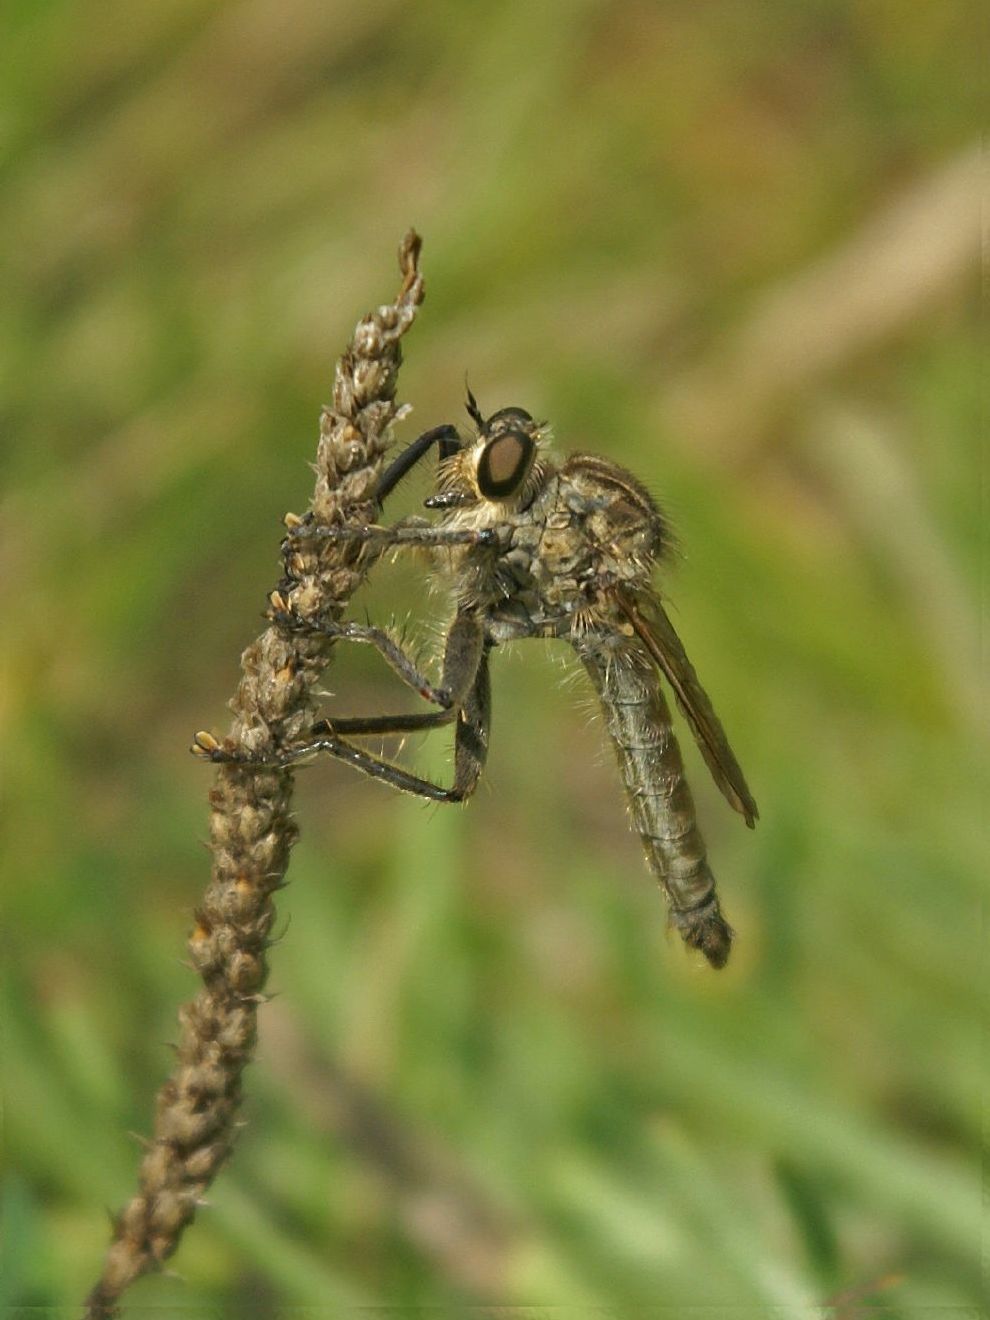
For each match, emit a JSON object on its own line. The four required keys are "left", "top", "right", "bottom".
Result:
{"left": 578, "top": 639, "right": 733, "bottom": 968}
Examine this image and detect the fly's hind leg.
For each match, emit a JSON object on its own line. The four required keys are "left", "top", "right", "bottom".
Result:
{"left": 305, "top": 607, "right": 484, "bottom": 739}
{"left": 193, "top": 610, "right": 490, "bottom": 804}
{"left": 191, "top": 727, "right": 466, "bottom": 802}
{"left": 294, "top": 637, "right": 491, "bottom": 803}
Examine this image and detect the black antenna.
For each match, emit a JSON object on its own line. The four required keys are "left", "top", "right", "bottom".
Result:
{"left": 465, "top": 380, "right": 484, "bottom": 430}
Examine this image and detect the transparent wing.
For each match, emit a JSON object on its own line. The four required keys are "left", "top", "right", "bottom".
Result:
{"left": 616, "top": 587, "right": 759, "bottom": 827}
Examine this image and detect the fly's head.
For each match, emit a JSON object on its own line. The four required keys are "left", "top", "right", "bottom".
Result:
{"left": 429, "top": 389, "right": 551, "bottom": 515}
{"left": 473, "top": 404, "right": 542, "bottom": 503}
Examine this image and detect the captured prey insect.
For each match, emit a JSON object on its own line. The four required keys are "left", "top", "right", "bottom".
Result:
{"left": 194, "top": 392, "right": 758, "bottom": 968}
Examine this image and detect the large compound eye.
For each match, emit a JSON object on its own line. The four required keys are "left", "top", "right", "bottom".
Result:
{"left": 477, "top": 429, "right": 534, "bottom": 498}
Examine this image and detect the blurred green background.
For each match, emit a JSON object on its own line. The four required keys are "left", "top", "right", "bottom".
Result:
{"left": 1, "top": 1, "right": 982, "bottom": 1312}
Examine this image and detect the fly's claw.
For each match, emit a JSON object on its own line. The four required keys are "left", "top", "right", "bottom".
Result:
{"left": 190, "top": 728, "right": 260, "bottom": 770}
{"left": 192, "top": 730, "right": 288, "bottom": 769}
{"left": 280, "top": 511, "right": 317, "bottom": 580}
{"left": 281, "top": 510, "right": 313, "bottom": 543}
{"left": 267, "top": 591, "right": 334, "bottom": 640}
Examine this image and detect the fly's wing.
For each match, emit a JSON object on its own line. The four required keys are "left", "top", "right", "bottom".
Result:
{"left": 616, "top": 587, "right": 759, "bottom": 828}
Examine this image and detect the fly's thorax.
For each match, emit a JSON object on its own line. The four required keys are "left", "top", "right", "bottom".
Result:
{"left": 431, "top": 502, "right": 504, "bottom": 611}
{"left": 509, "top": 457, "right": 666, "bottom": 630}
{"left": 432, "top": 486, "right": 547, "bottom": 611}
{"left": 426, "top": 417, "right": 666, "bottom": 628}
{"left": 559, "top": 454, "right": 667, "bottom": 579}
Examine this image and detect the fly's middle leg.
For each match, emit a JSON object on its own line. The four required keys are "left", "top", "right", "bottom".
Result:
{"left": 268, "top": 602, "right": 451, "bottom": 708}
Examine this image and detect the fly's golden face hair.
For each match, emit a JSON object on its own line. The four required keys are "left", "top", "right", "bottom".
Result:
{"left": 439, "top": 400, "right": 549, "bottom": 508}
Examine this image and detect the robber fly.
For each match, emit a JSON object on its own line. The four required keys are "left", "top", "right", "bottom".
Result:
{"left": 195, "top": 393, "right": 758, "bottom": 967}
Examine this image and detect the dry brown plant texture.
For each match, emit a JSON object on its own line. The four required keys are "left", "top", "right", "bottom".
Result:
{"left": 85, "top": 233, "right": 425, "bottom": 1317}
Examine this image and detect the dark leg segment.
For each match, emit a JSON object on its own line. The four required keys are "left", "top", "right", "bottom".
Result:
{"left": 289, "top": 733, "right": 469, "bottom": 802}
{"left": 197, "top": 611, "right": 491, "bottom": 804}
{"left": 375, "top": 424, "right": 462, "bottom": 504}
{"left": 451, "top": 644, "right": 492, "bottom": 799}
{"left": 288, "top": 522, "right": 499, "bottom": 550}
{"left": 194, "top": 728, "right": 466, "bottom": 802}
{"left": 272, "top": 615, "right": 451, "bottom": 706}
{"left": 308, "top": 606, "right": 484, "bottom": 739}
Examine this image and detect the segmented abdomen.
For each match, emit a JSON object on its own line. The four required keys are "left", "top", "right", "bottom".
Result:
{"left": 577, "top": 636, "right": 733, "bottom": 968}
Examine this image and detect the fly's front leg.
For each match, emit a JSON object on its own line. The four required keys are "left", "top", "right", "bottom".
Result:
{"left": 287, "top": 521, "right": 499, "bottom": 552}
{"left": 278, "top": 517, "right": 499, "bottom": 615}
{"left": 281, "top": 414, "right": 463, "bottom": 563}
{"left": 374, "top": 423, "right": 462, "bottom": 504}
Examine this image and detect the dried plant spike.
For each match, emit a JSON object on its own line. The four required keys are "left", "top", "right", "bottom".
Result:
{"left": 84, "top": 233, "right": 425, "bottom": 1318}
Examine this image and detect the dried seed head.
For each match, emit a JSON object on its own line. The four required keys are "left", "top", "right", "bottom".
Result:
{"left": 88, "top": 234, "right": 425, "bottom": 1316}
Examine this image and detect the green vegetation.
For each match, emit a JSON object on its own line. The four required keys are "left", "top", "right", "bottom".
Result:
{"left": 1, "top": 1, "right": 981, "bottom": 1311}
